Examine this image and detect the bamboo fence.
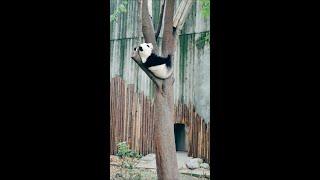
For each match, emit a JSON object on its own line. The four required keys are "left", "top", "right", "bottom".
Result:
{"left": 110, "top": 76, "right": 210, "bottom": 163}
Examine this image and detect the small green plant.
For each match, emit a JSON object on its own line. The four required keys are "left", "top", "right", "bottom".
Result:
{"left": 199, "top": 0, "right": 210, "bottom": 18}
{"left": 110, "top": 0, "right": 128, "bottom": 22}
{"left": 116, "top": 141, "right": 130, "bottom": 158}
{"left": 116, "top": 141, "right": 143, "bottom": 175}
{"left": 116, "top": 141, "right": 142, "bottom": 159}
{"left": 114, "top": 142, "right": 158, "bottom": 179}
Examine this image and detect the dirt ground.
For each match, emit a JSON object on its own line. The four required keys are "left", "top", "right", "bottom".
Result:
{"left": 110, "top": 152, "right": 210, "bottom": 180}
{"left": 110, "top": 164, "right": 209, "bottom": 180}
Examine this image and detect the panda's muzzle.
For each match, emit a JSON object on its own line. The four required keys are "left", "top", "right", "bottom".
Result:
{"left": 139, "top": 46, "right": 143, "bottom": 51}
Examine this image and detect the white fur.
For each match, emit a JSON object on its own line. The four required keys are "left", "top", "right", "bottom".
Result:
{"left": 138, "top": 43, "right": 171, "bottom": 79}
{"left": 138, "top": 43, "right": 153, "bottom": 63}
{"left": 148, "top": 64, "right": 170, "bottom": 79}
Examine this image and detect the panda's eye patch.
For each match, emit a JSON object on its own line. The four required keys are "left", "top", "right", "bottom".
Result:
{"left": 147, "top": 45, "right": 150, "bottom": 47}
{"left": 134, "top": 47, "right": 137, "bottom": 51}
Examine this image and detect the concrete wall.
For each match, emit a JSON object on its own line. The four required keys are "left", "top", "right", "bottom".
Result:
{"left": 110, "top": 0, "right": 210, "bottom": 123}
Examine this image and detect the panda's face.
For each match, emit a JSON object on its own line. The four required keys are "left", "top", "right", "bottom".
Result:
{"left": 135, "top": 43, "right": 153, "bottom": 63}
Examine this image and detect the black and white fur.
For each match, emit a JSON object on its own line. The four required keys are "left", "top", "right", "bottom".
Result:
{"left": 134, "top": 43, "right": 173, "bottom": 79}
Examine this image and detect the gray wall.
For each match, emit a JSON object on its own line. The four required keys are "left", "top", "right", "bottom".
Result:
{"left": 110, "top": 0, "right": 210, "bottom": 123}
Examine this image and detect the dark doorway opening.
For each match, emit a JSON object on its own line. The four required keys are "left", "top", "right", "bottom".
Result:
{"left": 174, "top": 123, "right": 187, "bottom": 151}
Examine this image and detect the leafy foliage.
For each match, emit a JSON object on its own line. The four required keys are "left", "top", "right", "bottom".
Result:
{"left": 196, "top": 31, "right": 210, "bottom": 48}
{"left": 197, "top": 0, "right": 211, "bottom": 45}
{"left": 113, "top": 142, "right": 155, "bottom": 179}
{"left": 116, "top": 141, "right": 142, "bottom": 159}
{"left": 199, "top": 0, "right": 210, "bottom": 18}
{"left": 110, "top": 0, "right": 128, "bottom": 22}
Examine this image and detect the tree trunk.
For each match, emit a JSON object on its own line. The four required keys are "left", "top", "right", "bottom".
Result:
{"left": 153, "top": 81, "right": 178, "bottom": 180}
{"left": 131, "top": 0, "right": 193, "bottom": 179}
{"left": 153, "top": 0, "right": 178, "bottom": 179}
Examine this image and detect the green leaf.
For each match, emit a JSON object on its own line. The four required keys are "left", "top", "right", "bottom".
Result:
{"left": 200, "top": 0, "right": 210, "bottom": 18}
{"left": 119, "top": 4, "right": 126, "bottom": 12}
{"left": 110, "top": 0, "right": 128, "bottom": 22}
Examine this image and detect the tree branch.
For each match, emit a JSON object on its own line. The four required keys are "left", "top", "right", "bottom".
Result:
{"left": 141, "top": 0, "right": 159, "bottom": 54}
{"left": 162, "top": 0, "right": 175, "bottom": 56}
{"left": 173, "top": 0, "right": 194, "bottom": 30}
{"left": 155, "top": 0, "right": 165, "bottom": 40}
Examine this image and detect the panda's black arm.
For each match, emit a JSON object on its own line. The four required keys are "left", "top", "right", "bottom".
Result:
{"left": 143, "top": 54, "right": 171, "bottom": 68}
{"left": 131, "top": 49, "right": 163, "bottom": 87}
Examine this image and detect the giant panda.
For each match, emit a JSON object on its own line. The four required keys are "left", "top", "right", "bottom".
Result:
{"left": 134, "top": 43, "right": 173, "bottom": 79}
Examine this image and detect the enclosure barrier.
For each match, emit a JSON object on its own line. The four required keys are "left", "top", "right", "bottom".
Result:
{"left": 110, "top": 76, "right": 210, "bottom": 163}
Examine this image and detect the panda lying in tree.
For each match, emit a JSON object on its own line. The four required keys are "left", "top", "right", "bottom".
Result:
{"left": 134, "top": 43, "right": 173, "bottom": 79}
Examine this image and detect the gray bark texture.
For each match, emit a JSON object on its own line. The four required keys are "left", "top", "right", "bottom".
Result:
{"left": 130, "top": 0, "right": 192, "bottom": 179}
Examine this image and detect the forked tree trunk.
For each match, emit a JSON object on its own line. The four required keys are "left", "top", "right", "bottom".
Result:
{"left": 131, "top": 0, "right": 193, "bottom": 179}
{"left": 153, "top": 0, "right": 178, "bottom": 179}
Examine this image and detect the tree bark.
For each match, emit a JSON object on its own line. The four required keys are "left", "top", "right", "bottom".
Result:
{"left": 161, "top": 0, "right": 175, "bottom": 56}
{"left": 154, "top": 1, "right": 178, "bottom": 179}
{"left": 173, "top": 0, "right": 194, "bottom": 30}
{"left": 131, "top": 0, "right": 192, "bottom": 179}
{"left": 155, "top": 0, "right": 165, "bottom": 40}
{"left": 153, "top": 82, "right": 178, "bottom": 180}
{"left": 141, "top": 0, "right": 159, "bottom": 53}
